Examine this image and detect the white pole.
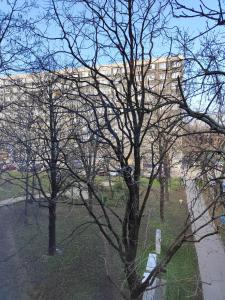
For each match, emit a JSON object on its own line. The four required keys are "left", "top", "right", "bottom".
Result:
{"left": 155, "top": 229, "right": 161, "bottom": 255}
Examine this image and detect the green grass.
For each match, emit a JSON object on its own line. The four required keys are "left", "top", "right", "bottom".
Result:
{"left": 1, "top": 176, "right": 202, "bottom": 299}
{"left": 140, "top": 176, "right": 181, "bottom": 189}
{"left": 135, "top": 183, "right": 202, "bottom": 300}
{"left": 11, "top": 202, "right": 124, "bottom": 300}
{"left": 0, "top": 171, "right": 50, "bottom": 201}
{"left": 0, "top": 171, "right": 25, "bottom": 200}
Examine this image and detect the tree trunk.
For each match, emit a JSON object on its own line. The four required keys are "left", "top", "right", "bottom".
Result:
{"left": 125, "top": 260, "right": 142, "bottom": 300}
{"left": 108, "top": 173, "right": 114, "bottom": 199}
{"left": 124, "top": 184, "right": 141, "bottom": 300}
{"left": 159, "top": 181, "right": 165, "bottom": 222}
{"left": 159, "top": 164, "right": 165, "bottom": 222}
{"left": 48, "top": 201, "right": 56, "bottom": 255}
{"left": 165, "top": 177, "right": 169, "bottom": 202}
{"left": 164, "top": 156, "right": 170, "bottom": 202}
{"left": 24, "top": 169, "right": 29, "bottom": 223}
{"left": 48, "top": 90, "right": 58, "bottom": 256}
{"left": 88, "top": 185, "right": 93, "bottom": 212}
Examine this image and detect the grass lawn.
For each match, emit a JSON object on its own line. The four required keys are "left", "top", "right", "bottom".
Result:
{"left": 0, "top": 171, "right": 50, "bottom": 201}
{"left": 0, "top": 176, "right": 202, "bottom": 299}
{"left": 136, "top": 180, "right": 202, "bottom": 300}
{"left": 0, "top": 171, "right": 25, "bottom": 200}
{"left": 145, "top": 194, "right": 202, "bottom": 300}
{"left": 3, "top": 202, "right": 124, "bottom": 300}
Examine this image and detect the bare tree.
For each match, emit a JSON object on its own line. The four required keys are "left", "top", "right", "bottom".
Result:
{"left": 170, "top": 0, "right": 225, "bottom": 134}
{"left": 68, "top": 111, "right": 100, "bottom": 212}
{"left": 30, "top": 1, "right": 195, "bottom": 298}
{"left": 5, "top": 0, "right": 221, "bottom": 298}
{"left": 169, "top": 0, "right": 225, "bottom": 206}
{"left": 1, "top": 68, "right": 78, "bottom": 255}
{"left": 26, "top": 72, "right": 77, "bottom": 255}
{"left": 0, "top": 1, "right": 36, "bottom": 222}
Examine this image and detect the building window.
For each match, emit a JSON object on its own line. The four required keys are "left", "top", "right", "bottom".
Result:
{"left": 4, "top": 88, "right": 11, "bottom": 94}
{"left": 113, "top": 68, "right": 119, "bottom": 75}
{"left": 82, "top": 71, "right": 89, "bottom": 77}
{"left": 172, "top": 61, "right": 181, "bottom": 68}
{"left": 148, "top": 83, "right": 154, "bottom": 89}
{"left": 159, "top": 62, "right": 167, "bottom": 69}
{"left": 99, "top": 78, "right": 108, "bottom": 84}
{"left": 159, "top": 73, "right": 166, "bottom": 80}
{"left": 101, "top": 67, "right": 111, "bottom": 76}
{"left": 172, "top": 72, "right": 179, "bottom": 79}
{"left": 171, "top": 82, "right": 177, "bottom": 90}
{"left": 150, "top": 64, "right": 155, "bottom": 69}
{"left": 159, "top": 83, "right": 164, "bottom": 91}
{"left": 147, "top": 73, "right": 155, "bottom": 81}
{"left": 136, "top": 72, "right": 141, "bottom": 81}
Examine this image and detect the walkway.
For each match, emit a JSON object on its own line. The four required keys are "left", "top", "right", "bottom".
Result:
{"left": 0, "top": 188, "right": 87, "bottom": 208}
{"left": 0, "top": 195, "right": 31, "bottom": 207}
{"left": 0, "top": 193, "right": 48, "bottom": 207}
{"left": 186, "top": 179, "right": 225, "bottom": 300}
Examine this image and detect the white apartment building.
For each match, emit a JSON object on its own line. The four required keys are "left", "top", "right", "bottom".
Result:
{"left": 0, "top": 56, "right": 183, "bottom": 176}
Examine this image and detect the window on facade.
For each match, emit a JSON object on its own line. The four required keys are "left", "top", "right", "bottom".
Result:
{"left": 100, "top": 86, "right": 109, "bottom": 94}
{"left": 147, "top": 73, "right": 155, "bottom": 81}
{"left": 159, "top": 73, "right": 166, "bottom": 80}
{"left": 159, "top": 83, "right": 164, "bottom": 90}
{"left": 82, "top": 71, "right": 89, "bottom": 77}
{"left": 100, "top": 67, "right": 111, "bottom": 76}
{"left": 136, "top": 72, "right": 141, "bottom": 81}
{"left": 172, "top": 72, "right": 179, "bottom": 79}
{"left": 4, "top": 88, "right": 11, "bottom": 94}
{"left": 159, "top": 62, "right": 167, "bottom": 69}
{"left": 99, "top": 78, "right": 108, "bottom": 84}
{"left": 112, "top": 68, "right": 119, "bottom": 75}
{"left": 172, "top": 61, "right": 181, "bottom": 68}
{"left": 148, "top": 83, "right": 154, "bottom": 89}
{"left": 171, "top": 82, "right": 177, "bottom": 90}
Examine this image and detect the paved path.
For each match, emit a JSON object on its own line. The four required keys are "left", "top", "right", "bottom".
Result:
{"left": 0, "top": 193, "right": 47, "bottom": 207}
{"left": 0, "top": 188, "right": 87, "bottom": 208}
{"left": 186, "top": 179, "right": 225, "bottom": 300}
{"left": 0, "top": 195, "right": 29, "bottom": 207}
{"left": 65, "top": 187, "right": 88, "bottom": 200}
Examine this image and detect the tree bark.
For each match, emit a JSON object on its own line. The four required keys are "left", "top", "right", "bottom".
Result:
{"left": 48, "top": 201, "right": 56, "bottom": 255}
{"left": 164, "top": 156, "right": 170, "bottom": 202}
{"left": 159, "top": 163, "right": 165, "bottom": 222}
{"left": 88, "top": 185, "right": 93, "bottom": 212}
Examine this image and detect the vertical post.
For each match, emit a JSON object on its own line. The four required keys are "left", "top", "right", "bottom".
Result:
{"left": 155, "top": 229, "right": 161, "bottom": 255}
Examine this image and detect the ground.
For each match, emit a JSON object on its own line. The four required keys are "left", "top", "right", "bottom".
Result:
{"left": 186, "top": 179, "right": 225, "bottom": 300}
{"left": 0, "top": 176, "right": 202, "bottom": 299}
{"left": 0, "top": 202, "right": 124, "bottom": 300}
{"left": 200, "top": 182, "right": 225, "bottom": 246}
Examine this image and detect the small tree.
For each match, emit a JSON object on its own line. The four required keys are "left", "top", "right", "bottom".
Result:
{"left": 2, "top": 70, "right": 76, "bottom": 255}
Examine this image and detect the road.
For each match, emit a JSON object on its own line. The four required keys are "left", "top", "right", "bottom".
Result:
{"left": 186, "top": 179, "right": 225, "bottom": 300}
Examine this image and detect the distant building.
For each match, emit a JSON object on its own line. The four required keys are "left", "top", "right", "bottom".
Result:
{"left": 0, "top": 56, "right": 184, "bottom": 176}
